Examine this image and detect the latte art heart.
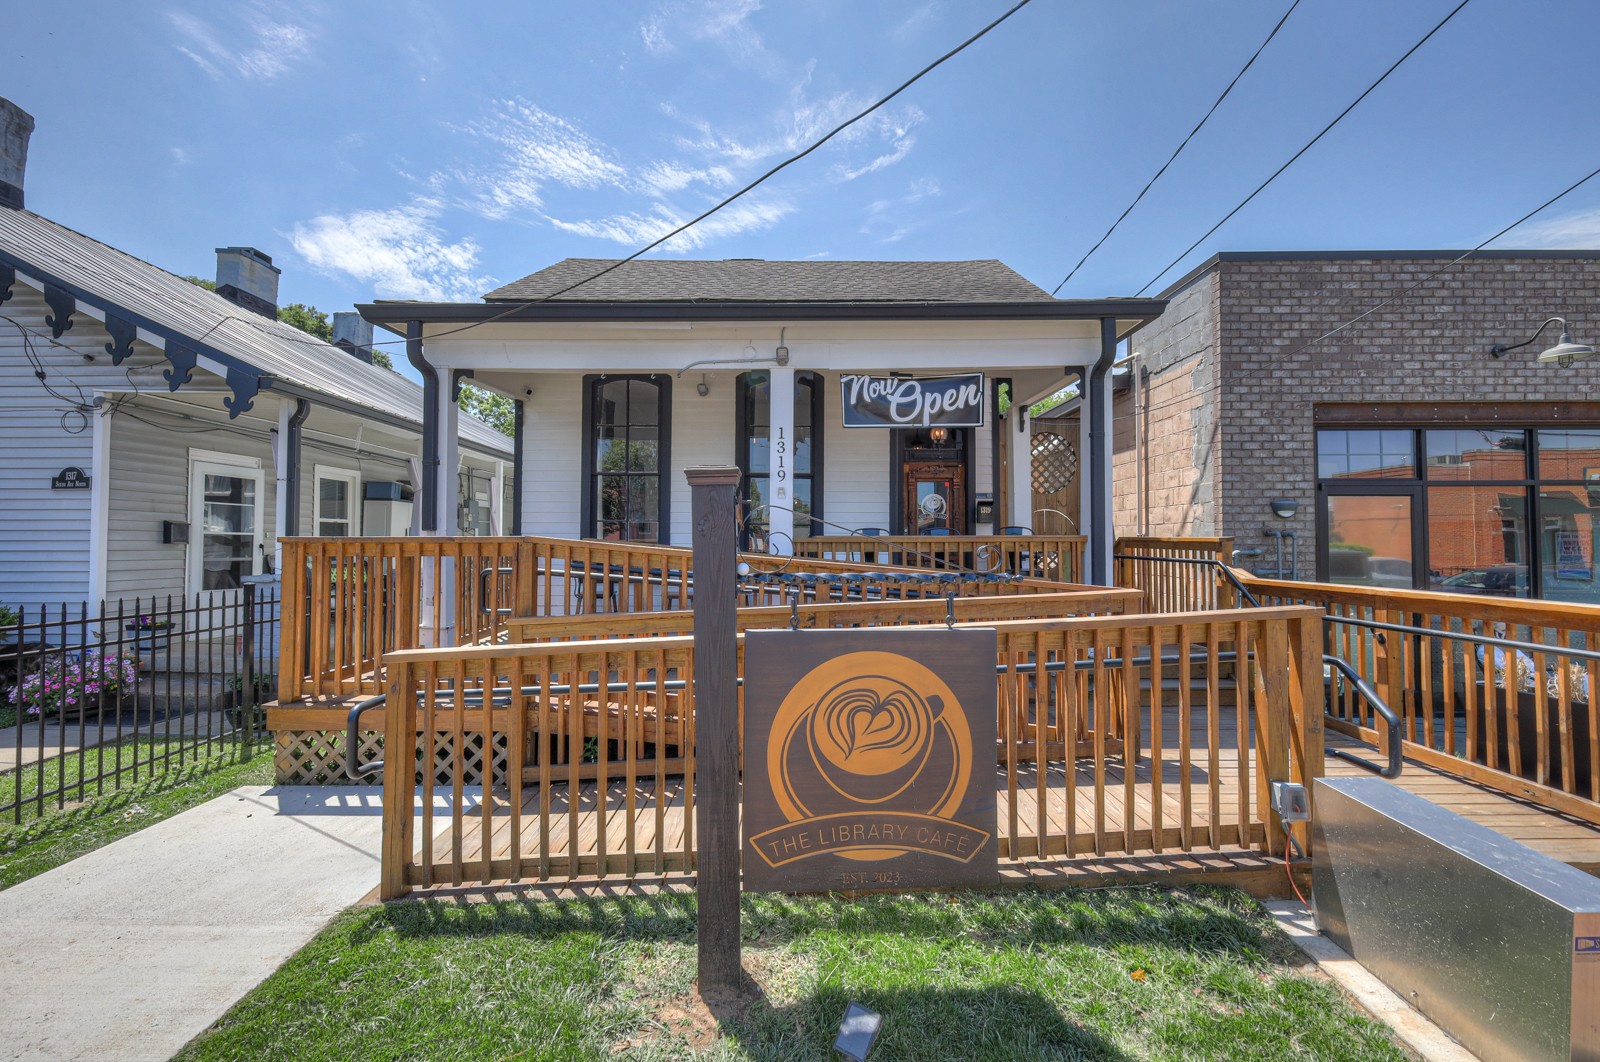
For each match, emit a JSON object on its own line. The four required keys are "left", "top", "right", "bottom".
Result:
{"left": 814, "top": 681, "right": 938, "bottom": 778}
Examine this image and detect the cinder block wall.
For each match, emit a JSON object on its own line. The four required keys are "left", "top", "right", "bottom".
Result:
{"left": 1126, "top": 252, "right": 1600, "bottom": 577}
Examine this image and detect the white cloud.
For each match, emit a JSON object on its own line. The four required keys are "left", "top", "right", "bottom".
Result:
{"left": 288, "top": 200, "right": 490, "bottom": 300}
{"left": 1505, "top": 207, "right": 1600, "bottom": 248}
{"left": 548, "top": 196, "right": 792, "bottom": 252}
{"left": 454, "top": 100, "right": 630, "bottom": 218}
{"left": 638, "top": 161, "right": 735, "bottom": 196}
{"left": 169, "top": 5, "right": 315, "bottom": 80}
{"left": 861, "top": 178, "right": 941, "bottom": 243}
{"left": 642, "top": 0, "right": 766, "bottom": 63}
{"left": 171, "top": 147, "right": 191, "bottom": 165}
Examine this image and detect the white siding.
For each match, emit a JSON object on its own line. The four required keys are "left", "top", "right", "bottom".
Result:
{"left": 105, "top": 402, "right": 278, "bottom": 601}
{"left": 668, "top": 378, "right": 735, "bottom": 545}
{"left": 520, "top": 374, "right": 585, "bottom": 538}
{"left": 0, "top": 288, "right": 163, "bottom": 608}
{"left": 821, "top": 407, "right": 891, "bottom": 535}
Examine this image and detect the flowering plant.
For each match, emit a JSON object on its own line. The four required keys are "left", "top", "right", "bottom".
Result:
{"left": 129, "top": 616, "right": 173, "bottom": 630}
{"left": 6, "top": 652, "right": 138, "bottom": 718}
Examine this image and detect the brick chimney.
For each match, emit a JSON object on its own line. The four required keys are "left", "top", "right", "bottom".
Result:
{"left": 214, "top": 246, "right": 280, "bottom": 319}
{"left": 0, "top": 97, "right": 34, "bottom": 211}
{"left": 332, "top": 311, "right": 374, "bottom": 364}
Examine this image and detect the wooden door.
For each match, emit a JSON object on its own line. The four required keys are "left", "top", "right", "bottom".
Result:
{"left": 903, "top": 461, "right": 966, "bottom": 534}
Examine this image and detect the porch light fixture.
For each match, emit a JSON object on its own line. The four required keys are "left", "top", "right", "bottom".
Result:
{"left": 1270, "top": 498, "right": 1299, "bottom": 519}
{"left": 929, "top": 426, "right": 950, "bottom": 444}
{"left": 1489, "top": 316, "right": 1597, "bottom": 367}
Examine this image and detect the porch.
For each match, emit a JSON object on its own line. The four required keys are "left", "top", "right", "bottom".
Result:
{"left": 264, "top": 531, "right": 1600, "bottom": 898}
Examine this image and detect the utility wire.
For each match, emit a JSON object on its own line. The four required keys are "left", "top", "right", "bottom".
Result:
{"left": 1051, "top": 0, "right": 1301, "bottom": 296}
{"left": 1127, "top": 159, "right": 1600, "bottom": 426}
{"left": 1135, "top": 0, "right": 1473, "bottom": 297}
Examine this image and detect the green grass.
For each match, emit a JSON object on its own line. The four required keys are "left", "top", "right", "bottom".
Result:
{"left": 176, "top": 887, "right": 1405, "bottom": 1061}
{"left": 0, "top": 739, "right": 273, "bottom": 889}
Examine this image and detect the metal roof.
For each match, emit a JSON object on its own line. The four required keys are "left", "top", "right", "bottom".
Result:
{"left": 0, "top": 207, "right": 511, "bottom": 457}
{"left": 483, "top": 257, "right": 1059, "bottom": 303}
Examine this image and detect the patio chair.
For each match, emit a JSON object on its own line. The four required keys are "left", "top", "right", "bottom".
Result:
{"left": 924, "top": 526, "right": 955, "bottom": 536}
{"left": 1000, "top": 525, "right": 1032, "bottom": 535}
{"left": 853, "top": 527, "right": 890, "bottom": 536}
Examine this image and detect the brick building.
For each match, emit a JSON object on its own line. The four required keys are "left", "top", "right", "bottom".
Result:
{"left": 1117, "top": 250, "right": 1600, "bottom": 603}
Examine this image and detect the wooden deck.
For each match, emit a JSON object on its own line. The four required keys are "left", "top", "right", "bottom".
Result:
{"left": 398, "top": 697, "right": 1600, "bottom": 896}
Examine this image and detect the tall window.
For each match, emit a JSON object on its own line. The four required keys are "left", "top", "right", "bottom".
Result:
{"left": 1316, "top": 425, "right": 1600, "bottom": 603}
{"left": 582, "top": 375, "right": 670, "bottom": 543}
{"left": 737, "top": 371, "right": 823, "bottom": 548}
{"left": 188, "top": 454, "right": 263, "bottom": 595}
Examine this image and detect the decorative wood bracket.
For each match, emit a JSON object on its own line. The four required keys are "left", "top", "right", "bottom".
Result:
{"left": 163, "top": 338, "right": 198, "bottom": 390}
{"left": 0, "top": 265, "right": 14, "bottom": 307}
{"left": 103, "top": 312, "right": 139, "bottom": 365}
{"left": 43, "top": 283, "right": 76, "bottom": 339}
{"left": 223, "top": 367, "right": 261, "bottom": 417}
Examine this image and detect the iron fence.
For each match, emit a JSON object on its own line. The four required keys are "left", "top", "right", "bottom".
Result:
{"left": 1, "top": 583, "right": 279, "bottom": 823}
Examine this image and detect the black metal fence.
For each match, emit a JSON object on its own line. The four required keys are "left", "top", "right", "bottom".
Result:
{"left": 1, "top": 583, "right": 279, "bottom": 823}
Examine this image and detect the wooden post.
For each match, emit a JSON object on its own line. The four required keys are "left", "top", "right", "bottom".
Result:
{"left": 687, "top": 465, "right": 742, "bottom": 997}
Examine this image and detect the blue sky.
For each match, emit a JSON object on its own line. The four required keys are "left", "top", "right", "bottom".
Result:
{"left": 8, "top": 0, "right": 1600, "bottom": 368}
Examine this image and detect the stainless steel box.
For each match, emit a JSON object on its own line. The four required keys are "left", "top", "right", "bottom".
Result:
{"left": 1312, "top": 776, "right": 1600, "bottom": 1062}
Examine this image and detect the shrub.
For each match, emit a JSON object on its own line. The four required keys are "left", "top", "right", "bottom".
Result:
{"left": 7, "top": 652, "right": 138, "bottom": 718}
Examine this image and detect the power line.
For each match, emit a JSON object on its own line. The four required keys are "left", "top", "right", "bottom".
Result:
{"left": 1051, "top": 0, "right": 1301, "bottom": 296}
{"left": 1127, "top": 159, "right": 1600, "bottom": 426}
{"left": 1135, "top": 0, "right": 1474, "bottom": 298}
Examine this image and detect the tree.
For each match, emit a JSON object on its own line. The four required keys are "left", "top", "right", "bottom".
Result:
{"left": 458, "top": 382, "right": 516, "bottom": 437}
{"left": 184, "top": 277, "right": 394, "bottom": 369}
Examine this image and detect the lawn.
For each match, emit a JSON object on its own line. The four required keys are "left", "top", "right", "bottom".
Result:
{"left": 0, "top": 739, "right": 273, "bottom": 888}
{"left": 176, "top": 887, "right": 1405, "bottom": 1061}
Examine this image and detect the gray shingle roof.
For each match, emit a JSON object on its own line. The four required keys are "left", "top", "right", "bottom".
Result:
{"left": 483, "top": 258, "right": 1057, "bottom": 303}
{"left": 0, "top": 208, "right": 510, "bottom": 456}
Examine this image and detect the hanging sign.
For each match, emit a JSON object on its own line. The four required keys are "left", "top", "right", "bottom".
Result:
{"left": 839, "top": 373, "right": 985, "bottom": 429}
{"left": 51, "top": 466, "right": 91, "bottom": 490}
{"left": 743, "top": 627, "right": 998, "bottom": 893}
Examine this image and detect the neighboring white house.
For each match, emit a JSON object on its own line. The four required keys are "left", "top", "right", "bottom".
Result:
{"left": 0, "top": 97, "right": 513, "bottom": 610}
{"left": 358, "top": 257, "right": 1164, "bottom": 583}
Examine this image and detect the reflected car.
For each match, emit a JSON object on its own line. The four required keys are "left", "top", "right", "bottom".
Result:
{"left": 1366, "top": 557, "right": 1414, "bottom": 588}
{"left": 1435, "top": 565, "right": 1527, "bottom": 596}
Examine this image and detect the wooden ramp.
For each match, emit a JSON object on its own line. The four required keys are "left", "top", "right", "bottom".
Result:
{"left": 1324, "top": 730, "right": 1600, "bottom": 873}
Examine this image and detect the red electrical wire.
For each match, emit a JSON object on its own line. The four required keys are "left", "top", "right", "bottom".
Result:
{"left": 1282, "top": 829, "right": 1309, "bottom": 908}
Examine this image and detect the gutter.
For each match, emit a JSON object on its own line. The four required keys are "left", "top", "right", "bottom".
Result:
{"left": 1088, "top": 317, "right": 1117, "bottom": 584}
{"left": 407, "top": 321, "right": 438, "bottom": 532}
{"left": 282, "top": 399, "right": 311, "bottom": 536}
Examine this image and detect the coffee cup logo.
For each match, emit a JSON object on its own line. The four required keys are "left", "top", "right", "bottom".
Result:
{"left": 752, "top": 651, "right": 987, "bottom": 867}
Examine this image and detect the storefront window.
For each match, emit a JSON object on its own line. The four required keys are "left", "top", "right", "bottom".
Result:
{"left": 584, "top": 375, "right": 669, "bottom": 543}
{"left": 1316, "top": 425, "right": 1600, "bottom": 599}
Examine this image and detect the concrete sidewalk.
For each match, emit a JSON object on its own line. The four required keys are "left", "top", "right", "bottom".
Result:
{"left": 0, "top": 786, "right": 391, "bottom": 1062}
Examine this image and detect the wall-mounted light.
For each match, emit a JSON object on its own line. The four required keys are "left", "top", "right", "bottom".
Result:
{"left": 1270, "top": 498, "right": 1299, "bottom": 519}
{"left": 696, "top": 373, "right": 710, "bottom": 397}
{"left": 1489, "top": 316, "right": 1597, "bottom": 367}
{"left": 929, "top": 426, "right": 950, "bottom": 445}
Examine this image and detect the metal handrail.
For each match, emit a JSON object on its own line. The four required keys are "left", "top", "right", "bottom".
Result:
{"left": 1112, "top": 553, "right": 1262, "bottom": 609}
{"left": 1324, "top": 612, "right": 1600, "bottom": 665}
{"left": 345, "top": 695, "right": 387, "bottom": 780}
{"left": 1322, "top": 654, "right": 1402, "bottom": 779}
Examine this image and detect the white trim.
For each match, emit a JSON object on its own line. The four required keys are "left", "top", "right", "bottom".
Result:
{"left": 186, "top": 446, "right": 262, "bottom": 469}
{"left": 312, "top": 464, "right": 361, "bottom": 536}
{"left": 88, "top": 396, "right": 112, "bottom": 608}
{"left": 187, "top": 457, "right": 267, "bottom": 598}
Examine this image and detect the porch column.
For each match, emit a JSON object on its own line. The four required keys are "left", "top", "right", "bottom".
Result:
{"left": 1008, "top": 406, "right": 1032, "bottom": 528}
{"left": 766, "top": 366, "right": 795, "bottom": 553}
{"left": 431, "top": 374, "right": 461, "bottom": 645}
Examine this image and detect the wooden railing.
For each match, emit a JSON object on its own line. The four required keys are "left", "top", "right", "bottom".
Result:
{"left": 1244, "top": 575, "right": 1600, "bottom": 825}
{"left": 1114, "top": 536, "right": 1237, "bottom": 613}
{"left": 793, "top": 533, "right": 1087, "bottom": 583}
{"left": 279, "top": 535, "right": 1081, "bottom": 705}
{"left": 377, "top": 605, "right": 1323, "bottom": 895}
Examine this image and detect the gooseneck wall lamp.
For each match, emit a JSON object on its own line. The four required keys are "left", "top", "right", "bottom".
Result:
{"left": 1488, "top": 316, "right": 1598, "bottom": 367}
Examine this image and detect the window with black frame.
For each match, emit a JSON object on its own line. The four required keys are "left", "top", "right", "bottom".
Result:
{"left": 1315, "top": 425, "right": 1600, "bottom": 602}
{"left": 737, "top": 371, "right": 822, "bottom": 548}
{"left": 585, "top": 375, "right": 668, "bottom": 542}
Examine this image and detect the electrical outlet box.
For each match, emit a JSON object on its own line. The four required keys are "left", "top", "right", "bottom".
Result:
{"left": 1270, "top": 781, "right": 1310, "bottom": 823}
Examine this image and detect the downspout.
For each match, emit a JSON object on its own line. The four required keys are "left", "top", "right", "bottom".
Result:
{"left": 406, "top": 321, "right": 438, "bottom": 532}
{"left": 511, "top": 398, "right": 525, "bottom": 536}
{"left": 283, "top": 399, "right": 310, "bottom": 536}
{"left": 1089, "top": 317, "right": 1117, "bottom": 584}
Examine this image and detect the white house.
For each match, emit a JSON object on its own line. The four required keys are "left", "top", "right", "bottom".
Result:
{"left": 358, "top": 257, "right": 1164, "bottom": 583}
{"left": 0, "top": 97, "right": 513, "bottom": 611}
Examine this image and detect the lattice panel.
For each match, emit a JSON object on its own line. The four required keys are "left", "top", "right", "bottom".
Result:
{"left": 1031, "top": 432, "right": 1077, "bottom": 494}
{"left": 275, "top": 729, "right": 513, "bottom": 787}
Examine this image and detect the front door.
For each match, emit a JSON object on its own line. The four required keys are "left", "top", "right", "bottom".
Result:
{"left": 903, "top": 461, "right": 966, "bottom": 534}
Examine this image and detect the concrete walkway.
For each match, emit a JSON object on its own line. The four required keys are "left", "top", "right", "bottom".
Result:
{"left": 0, "top": 786, "right": 390, "bottom": 1062}
{"left": 0, "top": 711, "right": 232, "bottom": 770}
